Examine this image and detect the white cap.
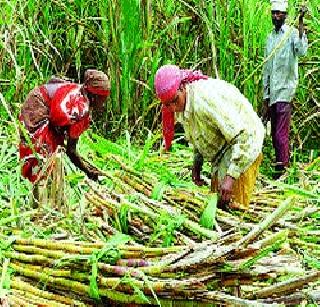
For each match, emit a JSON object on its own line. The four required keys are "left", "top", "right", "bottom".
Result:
{"left": 271, "top": 0, "right": 288, "bottom": 11}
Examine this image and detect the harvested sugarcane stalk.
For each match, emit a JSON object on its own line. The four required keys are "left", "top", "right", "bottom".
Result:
{"left": 10, "top": 277, "right": 85, "bottom": 306}
{"left": 261, "top": 290, "right": 320, "bottom": 305}
{"left": 9, "top": 262, "right": 156, "bottom": 304}
{"left": 7, "top": 294, "right": 38, "bottom": 307}
{"left": 198, "top": 291, "right": 264, "bottom": 306}
{"left": 237, "top": 197, "right": 294, "bottom": 247}
{"left": 250, "top": 271, "right": 320, "bottom": 299}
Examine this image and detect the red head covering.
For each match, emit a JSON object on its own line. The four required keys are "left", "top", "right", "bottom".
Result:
{"left": 155, "top": 65, "right": 181, "bottom": 103}
{"left": 155, "top": 65, "right": 208, "bottom": 103}
{"left": 154, "top": 65, "right": 208, "bottom": 150}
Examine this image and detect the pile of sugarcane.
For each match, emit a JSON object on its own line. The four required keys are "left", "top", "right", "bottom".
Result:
{"left": 86, "top": 153, "right": 319, "bottom": 246}
{"left": 1, "top": 195, "right": 319, "bottom": 305}
{"left": 1, "top": 150, "right": 319, "bottom": 305}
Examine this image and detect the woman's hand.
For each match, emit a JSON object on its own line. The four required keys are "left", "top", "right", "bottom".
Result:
{"left": 86, "top": 168, "right": 101, "bottom": 181}
{"left": 192, "top": 153, "right": 207, "bottom": 186}
{"left": 219, "top": 175, "right": 235, "bottom": 204}
{"left": 192, "top": 173, "right": 207, "bottom": 186}
{"left": 66, "top": 137, "right": 103, "bottom": 181}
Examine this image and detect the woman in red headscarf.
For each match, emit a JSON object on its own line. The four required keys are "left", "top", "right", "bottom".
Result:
{"left": 19, "top": 70, "right": 110, "bottom": 183}
{"left": 155, "top": 64, "right": 264, "bottom": 210}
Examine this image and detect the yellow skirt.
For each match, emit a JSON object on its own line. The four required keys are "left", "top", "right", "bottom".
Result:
{"left": 211, "top": 153, "right": 263, "bottom": 209}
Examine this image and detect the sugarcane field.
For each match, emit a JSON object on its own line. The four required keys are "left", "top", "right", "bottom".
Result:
{"left": 0, "top": 0, "right": 319, "bottom": 306}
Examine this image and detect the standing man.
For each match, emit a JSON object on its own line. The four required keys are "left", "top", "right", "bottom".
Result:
{"left": 262, "top": 0, "right": 308, "bottom": 179}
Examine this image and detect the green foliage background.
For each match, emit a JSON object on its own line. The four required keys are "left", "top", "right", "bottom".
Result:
{"left": 0, "top": 0, "right": 319, "bottom": 147}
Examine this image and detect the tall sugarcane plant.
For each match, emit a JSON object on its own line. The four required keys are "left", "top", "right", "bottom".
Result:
{"left": 0, "top": 0, "right": 318, "bottom": 145}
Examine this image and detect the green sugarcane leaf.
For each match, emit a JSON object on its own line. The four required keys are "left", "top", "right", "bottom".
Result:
{"left": 0, "top": 259, "right": 12, "bottom": 298}
{"left": 151, "top": 182, "right": 166, "bottom": 201}
{"left": 89, "top": 252, "right": 100, "bottom": 300}
{"left": 303, "top": 252, "right": 320, "bottom": 269}
{"left": 89, "top": 234, "right": 131, "bottom": 300}
{"left": 199, "top": 193, "right": 218, "bottom": 230}
{"left": 119, "top": 204, "right": 129, "bottom": 234}
{"left": 239, "top": 241, "right": 284, "bottom": 271}
{"left": 65, "top": 173, "right": 85, "bottom": 187}
{"left": 105, "top": 233, "right": 131, "bottom": 247}
{"left": 121, "top": 275, "right": 150, "bottom": 304}
{"left": 150, "top": 212, "right": 185, "bottom": 247}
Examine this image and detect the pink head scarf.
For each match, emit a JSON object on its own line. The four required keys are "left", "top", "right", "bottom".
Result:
{"left": 154, "top": 64, "right": 208, "bottom": 103}
{"left": 154, "top": 65, "right": 208, "bottom": 150}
